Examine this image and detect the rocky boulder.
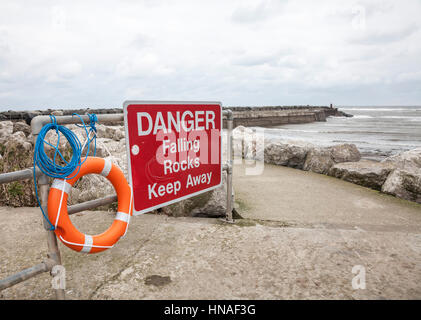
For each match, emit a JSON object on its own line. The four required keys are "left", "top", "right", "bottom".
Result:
{"left": 95, "top": 124, "right": 125, "bottom": 141}
{"left": 263, "top": 139, "right": 360, "bottom": 172}
{"left": 0, "top": 132, "right": 36, "bottom": 207}
{"left": 303, "top": 144, "right": 361, "bottom": 174}
{"left": 0, "top": 121, "right": 14, "bottom": 142}
{"left": 13, "top": 121, "right": 31, "bottom": 137}
{"left": 302, "top": 147, "right": 335, "bottom": 174}
{"left": 328, "top": 160, "right": 395, "bottom": 190}
{"left": 330, "top": 144, "right": 361, "bottom": 163}
{"left": 382, "top": 148, "right": 421, "bottom": 171}
{"left": 379, "top": 148, "right": 421, "bottom": 203}
{"left": 264, "top": 140, "right": 312, "bottom": 169}
{"left": 159, "top": 171, "right": 228, "bottom": 218}
{"left": 382, "top": 169, "right": 421, "bottom": 204}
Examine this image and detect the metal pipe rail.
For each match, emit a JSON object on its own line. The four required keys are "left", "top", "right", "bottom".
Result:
{"left": 31, "top": 111, "right": 233, "bottom": 135}
{"left": 0, "top": 195, "right": 118, "bottom": 291}
{"left": 0, "top": 259, "right": 56, "bottom": 291}
{"left": 0, "top": 167, "right": 41, "bottom": 184}
{"left": 0, "top": 109, "right": 235, "bottom": 299}
{"left": 68, "top": 195, "right": 117, "bottom": 215}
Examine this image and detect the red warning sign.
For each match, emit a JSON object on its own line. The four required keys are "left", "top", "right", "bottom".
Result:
{"left": 123, "top": 101, "right": 222, "bottom": 215}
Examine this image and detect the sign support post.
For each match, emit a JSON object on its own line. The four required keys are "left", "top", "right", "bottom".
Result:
{"left": 224, "top": 109, "right": 234, "bottom": 223}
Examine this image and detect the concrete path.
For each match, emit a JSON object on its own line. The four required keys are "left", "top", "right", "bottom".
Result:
{"left": 234, "top": 162, "right": 421, "bottom": 232}
{"left": 1, "top": 163, "right": 421, "bottom": 299}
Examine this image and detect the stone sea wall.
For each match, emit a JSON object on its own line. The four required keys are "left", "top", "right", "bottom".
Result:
{"left": 225, "top": 106, "right": 351, "bottom": 127}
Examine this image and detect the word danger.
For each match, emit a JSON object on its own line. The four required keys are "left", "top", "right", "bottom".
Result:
{"left": 148, "top": 172, "right": 212, "bottom": 200}
{"left": 137, "top": 110, "right": 216, "bottom": 136}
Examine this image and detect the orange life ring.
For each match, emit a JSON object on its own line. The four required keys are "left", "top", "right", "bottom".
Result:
{"left": 47, "top": 157, "right": 133, "bottom": 254}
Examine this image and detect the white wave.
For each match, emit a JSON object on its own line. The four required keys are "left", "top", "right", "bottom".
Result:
{"left": 378, "top": 116, "right": 421, "bottom": 120}
{"left": 379, "top": 116, "right": 411, "bottom": 119}
{"left": 353, "top": 115, "right": 373, "bottom": 119}
{"left": 267, "top": 128, "right": 321, "bottom": 133}
{"left": 342, "top": 108, "right": 417, "bottom": 112}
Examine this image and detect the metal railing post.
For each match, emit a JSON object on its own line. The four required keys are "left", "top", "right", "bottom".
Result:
{"left": 33, "top": 133, "right": 66, "bottom": 300}
{"left": 225, "top": 110, "right": 234, "bottom": 223}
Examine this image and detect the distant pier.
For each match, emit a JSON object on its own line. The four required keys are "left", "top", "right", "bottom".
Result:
{"left": 0, "top": 105, "right": 352, "bottom": 128}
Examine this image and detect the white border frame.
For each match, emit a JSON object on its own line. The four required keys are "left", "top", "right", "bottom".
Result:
{"left": 123, "top": 100, "right": 223, "bottom": 216}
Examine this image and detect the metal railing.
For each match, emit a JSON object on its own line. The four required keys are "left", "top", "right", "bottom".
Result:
{"left": 0, "top": 110, "right": 234, "bottom": 299}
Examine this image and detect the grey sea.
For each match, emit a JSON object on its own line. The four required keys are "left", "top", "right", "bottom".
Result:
{"left": 262, "top": 106, "right": 421, "bottom": 161}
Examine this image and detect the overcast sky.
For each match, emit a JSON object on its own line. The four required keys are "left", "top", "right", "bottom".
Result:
{"left": 0, "top": 0, "right": 420, "bottom": 110}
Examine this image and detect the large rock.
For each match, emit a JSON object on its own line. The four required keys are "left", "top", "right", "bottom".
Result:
{"left": 159, "top": 171, "right": 228, "bottom": 218}
{"left": 0, "top": 121, "right": 14, "bottom": 142}
{"left": 328, "top": 160, "right": 395, "bottom": 190}
{"left": 0, "top": 133, "right": 36, "bottom": 207}
{"left": 13, "top": 121, "right": 31, "bottom": 137}
{"left": 95, "top": 124, "right": 125, "bottom": 141}
{"left": 264, "top": 139, "right": 360, "bottom": 172}
{"left": 303, "top": 147, "right": 335, "bottom": 174}
{"left": 330, "top": 144, "right": 361, "bottom": 163}
{"left": 382, "top": 148, "right": 421, "bottom": 171}
{"left": 303, "top": 144, "right": 361, "bottom": 174}
{"left": 382, "top": 169, "right": 421, "bottom": 204}
{"left": 379, "top": 148, "right": 421, "bottom": 203}
{"left": 264, "top": 140, "right": 312, "bottom": 169}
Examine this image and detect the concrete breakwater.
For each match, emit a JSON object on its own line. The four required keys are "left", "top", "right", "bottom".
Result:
{"left": 225, "top": 106, "right": 351, "bottom": 127}
{"left": 0, "top": 105, "right": 351, "bottom": 128}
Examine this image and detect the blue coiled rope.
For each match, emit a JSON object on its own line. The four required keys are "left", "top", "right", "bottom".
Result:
{"left": 33, "top": 113, "right": 97, "bottom": 230}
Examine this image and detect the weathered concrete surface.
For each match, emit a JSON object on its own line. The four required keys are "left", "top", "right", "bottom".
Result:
{"left": 1, "top": 162, "right": 421, "bottom": 300}
{"left": 234, "top": 162, "right": 421, "bottom": 228}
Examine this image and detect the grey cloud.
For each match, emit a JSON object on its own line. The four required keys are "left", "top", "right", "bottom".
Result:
{"left": 351, "top": 24, "right": 418, "bottom": 45}
{"left": 231, "top": 0, "right": 287, "bottom": 24}
{"left": 130, "top": 33, "right": 153, "bottom": 48}
{"left": 232, "top": 54, "right": 277, "bottom": 66}
{"left": 232, "top": 48, "right": 296, "bottom": 67}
